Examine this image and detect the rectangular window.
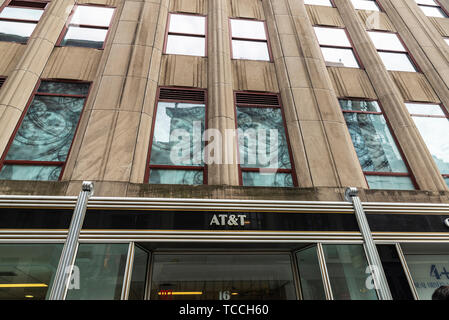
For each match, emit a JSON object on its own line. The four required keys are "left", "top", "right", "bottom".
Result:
{"left": 406, "top": 102, "right": 449, "bottom": 187}
{"left": 444, "top": 37, "right": 449, "bottom": 46}
{"left": 368, "top": 31, "right": 418, "bottom": 72}
{"left": 57, "top": 5, "right": 115, "bottom": 49}
{"left": 235, "top": 92, "right": 296, "bottom": 187}
{"left": 147, "top": 87, "right": 206, "bottom": 185}
{"left": 0, "top": 243, "right": 62, "bottom": 300}
{"left": 415, "top": 0, "right": 448, "bottom": 18}
{"left": 313, "top": 26, "right": 361, "bottom": 68}
{"left": 340, "top": 99, "right": 415, "bottom": 190}
{"left": 351, "top": 0, "right": 380, "bottom": 11}
{"left": 304, "top": 0, "right": 334, "bottom": 6}
{"left": 0, "top": 0, "right": 49, "bottom": 43}
{"left": 0, "top": 80, "right": 90, "bottom": 181}
{"left": 150, "top": 254, "right": 297, "bottom": 300}
{"left": 164, "top": 13, "right": 206, "bottom": 57}
{"left": 230, "top": 18, "right": 271, "bottom": 61}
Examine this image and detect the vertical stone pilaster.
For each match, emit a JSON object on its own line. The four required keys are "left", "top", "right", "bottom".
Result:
{"left": 0, "top": 0, "right": 76, "bottom": 161}
{"left": 264, "top": 0, "right": 367, "bottom": 188}
{"left": 207, "top": 0, "right": 239, "bottom": 186}
{"left": 66, "top": 0, "right": 169, "bottom": 189}
{"left": 333, "top": 0, "right": 447, "bottom": 191}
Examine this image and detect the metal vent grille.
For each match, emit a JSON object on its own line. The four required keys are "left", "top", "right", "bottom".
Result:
{"left": 0, "top": 78, "right": 5, "bottom": 89}
{"left": 159, "top": 88, "right": 206, "bottom": 103}
{"left": 9, "top": 1, "right": 49, "bottom": 9}
{"left": 236, "top": 93, "right": 279, "bottom": 106}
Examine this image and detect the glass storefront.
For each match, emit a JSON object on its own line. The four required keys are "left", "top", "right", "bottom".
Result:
{"left": 402, "top": 244, "right": 449, "bottom": 300}
{"left": 149, "top": 254, "right": 297, "bottom": 300}
{"left": 0, "top": 244, "right": 62, "bottom": 300}
{"left": 3, "top": 241, "right": 446, "bottom": 300}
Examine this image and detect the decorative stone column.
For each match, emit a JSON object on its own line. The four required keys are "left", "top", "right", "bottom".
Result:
{"left": 67, "top": 0, "right": 169, "bottom": 191}
{"left": 0, "top": 0, "right": 76, "bottom": 161}
{"left": 206, "top": 0, "right": 240, "bottom": 185}
{"left": 333, "top": 0, "right": 447, "bottom": 191}
{"left": 263, "top": 0, "right": 367, "bottom": 188}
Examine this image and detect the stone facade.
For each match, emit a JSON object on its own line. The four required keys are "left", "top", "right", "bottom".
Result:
{"left": 0, "top": 0, "right": 449, "bottom": 202}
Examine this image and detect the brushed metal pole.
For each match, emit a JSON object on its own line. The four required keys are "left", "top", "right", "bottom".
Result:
{"left": 345, "top": 187, "right": 393, "bottom": 300}
{"left": 48, "top": 181, "right": 94, "bottom": 300}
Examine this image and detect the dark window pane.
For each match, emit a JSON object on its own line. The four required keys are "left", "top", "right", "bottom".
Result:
{"left": 128, "top": 246, "right": 149, "bottom": 300}
{"left": 149, "top": 169, "right": 203, "bottom": 185}
{"left": 0, "top": 165, "right": 62, "bottom": 181}
{"left": 242, "top": 171, "right": 294, "bottom": 187}
{"left": 5, "top": 96, "right": 85, "bottom": 162}
{"left": 38, "top": 81, "right": 90, "bottom": 95}
{"left": 237, "top": 107, "right": 292, "bottom": 169}
{"left": 150, "top": 254, "right": 297, "bottom": 300}
{"left": 150, "top": 102, "right": 205, "bottom": 166}
{"left": 66, "top": 244, "right": 129, "bottom": 300}
{"left": 0, "top": 244, "right": 62, "bottom": 300}
{"left": 377, "top": 245, "right": 415, "bottom": 300}
{"left": 296, "top": 246, "right": 326, "bottom": 300}
{"left": 340, "top": 100, "right": 381, "bottom": 112}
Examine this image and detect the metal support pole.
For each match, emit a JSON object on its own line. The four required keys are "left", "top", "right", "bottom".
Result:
{"left": 345, "top": 187, "right": 393, "bottom": 300}
{"left": 48, "top": 181, "right": 94, "bottom": 300}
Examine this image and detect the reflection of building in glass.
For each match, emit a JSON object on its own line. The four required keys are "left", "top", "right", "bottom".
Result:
{"left": 0, "top": 0, "right": 448, "bottom": 301}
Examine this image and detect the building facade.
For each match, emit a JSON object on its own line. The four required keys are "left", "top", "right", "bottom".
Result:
{"left": 0, "top": 0, "right": 448, "bottom": 300}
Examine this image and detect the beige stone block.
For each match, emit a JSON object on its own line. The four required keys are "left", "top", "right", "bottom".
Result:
{"left": 429, "top": 17, "right": 449, "bottom": 36}
{"left": 305, "top": 5, "right": 345, "bottom": 27}
{"left": 130, "top": 112, "right": 153, "bottom": 183}
{"left": 103, "top": 44, "right": 132, "bottom": 76}
{"left": 142, "top": 79, "right": 158, "bottom": 117}
{"left": 389, "top": 71, "right": 440, "bottom": 103}
{"left": 0, "top": 42, "right": 25, "bottom": 76}
{"left": 114, "top": 20, "right": 139, "bottom": 45}
{"left": 120, "top": 1, "right": 143, "bottom": 22}
{"left": 282, "top": 57, "right": 310, "bottom": 88}
{"left": 357, "top": 10, "right": 396, "bottom": 32}
{"left": 71, "top": 110, "right": 117, "bottom": 181}
{"left": 0, "top": 106, "right": 22, "bottom": 156}
{"left": 0, "top": 69, "right": 38, "bottom": 112}
{"left": 137, "top": 2, "right": 166, "bottom": 48}
{"left": 298, "top": 120, "right": 339, "bottom": 187}
{"left": 92, "top": 75, "right": 124, "bottom": 110}
{"left": 286, "top": 87, "right": 320, "bottom": 122}
{"left": 42, "top": 47, "right": 102, "bottom": 81}
{"left": 103, "top": 111, "right": 143, "bottom": 182}
{"left": 14, "top": 37, "right": 55, "bottom": 77}
{"left": 120, "top": 76, "right": 148, "bottom": 112}
{"left": 232, "top": 60, "right": 279, "bottom": 92}
{"left": 327, "top": 67, "right": 378, "bottom": 99}
{"left": 228, "top": 0, "right": 265, "bottom": 19}
{"left": 170, "top": 0, "right": 207, "bottom": 15}
{"left": 159, "top": 55, "right": 208, "bottom": 88}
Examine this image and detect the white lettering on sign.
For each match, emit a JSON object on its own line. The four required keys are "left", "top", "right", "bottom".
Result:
{"left": 210, "top": 214, "right": 247, "bottom": 227}
{"left": 445, "top": 218, "right": 449, "bottom": 228}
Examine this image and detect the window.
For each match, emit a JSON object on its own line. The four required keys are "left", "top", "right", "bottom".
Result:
{"left": 368, "top": 31, "right": 418, "bottom": 72}
{"left": 415, "top": 0, "right": 448, "bottom": 18}
{"left": 0, "top": 0, "right": 49, "bottom": 43}
{"left": 235, "top": 92, "right": 296, "bottom": 187}
{"left": 0, "top": 81, "right": 90, "bottom": 181}
{"left": 0, "top": 244, "right": 62, "bottom": 300}
{"left": 313, "top": 26, "right": 360, "bottom": 68}
{"left": 351, "top": 0, "right": 380, "bottom": 11}
{"left": 230, "top": 18, "right": 271, "bottom": 61}
{"left": 340, "top": 99, "right": 415, "bottom": 190}
{"left": 406, "top": 102, "right": 449, "bottom": 187}
{"left": 304, "top": 0, "right": 333, "bottom": 6}
{"left": 58, "top": 5, "right": 115, "bottom": 49}
{"left": 444, "top": 37, "right": 449, "bottom": 46}
{"left": 147, "top": 87, "right": 206, "bottom": 185}
{"left": 0, "top": 77, "right": 5, "bottom": 88}
{"left": 164, "top": 13, "right": 206, "bottom": 57}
